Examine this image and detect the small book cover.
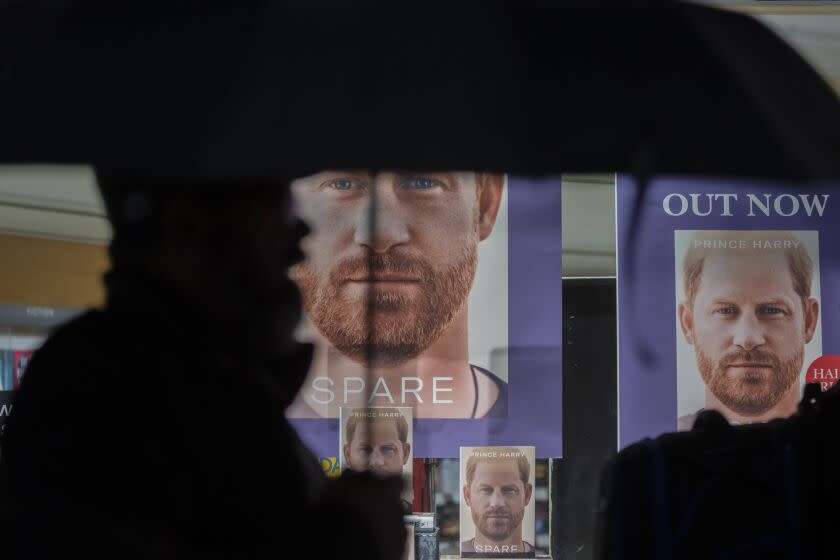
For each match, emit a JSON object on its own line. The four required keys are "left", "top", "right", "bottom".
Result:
{"left": 339, "top": 407, "right": 414, "bottom": 509}
{"left": 0, "top": 350, "right": 8, "bottom": 391}
{"left": 13, "top": 350, "right": 33, "bottom": 390}
{"left": 460, "top": 446, "right": 536, "bottom": 558}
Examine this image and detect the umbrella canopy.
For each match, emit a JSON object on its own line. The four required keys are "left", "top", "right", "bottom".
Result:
{"left": 1, "top": 0, "right": 839, "bottom": 180}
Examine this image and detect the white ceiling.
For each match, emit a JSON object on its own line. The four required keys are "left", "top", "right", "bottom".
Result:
{"left": 0, "top": 6, "right": 836, "bottom": 277}
{"left": 755, "top": 14, "right": 840, "bottom": 92}
{"left": 561, "top": 176, "right": 615, "bottom": 277}
{"left": 0, "top": 166, "right": 109, "bottom": 244}
{"left": 0, "top": 167, "right": 616, "bottom": 275}
{"left": 704, "top": 3, "right": 840, "bottom": 90}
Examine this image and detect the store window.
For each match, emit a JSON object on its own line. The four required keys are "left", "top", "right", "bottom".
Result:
{"left": 286, "top": 171, "right": 564, "bottom": 558}
{"left": 1, "top": 4, "right": 839, "bottom": 559}
{"left": 5, "top": 166, "right": 838, "bottom": 558}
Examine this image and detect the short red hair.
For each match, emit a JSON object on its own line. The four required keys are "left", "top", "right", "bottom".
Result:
{"left": 465, "top": 447, "right": 531, "bottom": 488}
{"left": 683, "top": 230, "right": 813, "bottom": 311}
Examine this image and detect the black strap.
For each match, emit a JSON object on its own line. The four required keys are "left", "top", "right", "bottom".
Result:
{"left": 469, "top": 365, "right": 479, "bottom": 419}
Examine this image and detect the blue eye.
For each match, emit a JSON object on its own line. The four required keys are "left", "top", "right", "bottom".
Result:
{"left": 329, "top": 179, "right": 356, "bottom": 190}
{"left": 321, "top": 178, "right": 365, "bottom": 192}
{"left": 403, "top": 177, "right": 442, "bottom": 190}
{"left": 759, "top": 306, "right": 784, "bottom": 315}
{"left": 716, "top": 307, "right": 737, "bottom": 315}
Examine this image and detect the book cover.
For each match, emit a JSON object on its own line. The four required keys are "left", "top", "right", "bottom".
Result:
{"left": 460, "top": 446, "right": 535, "bottom": 558}
{"left": 0, "top": 350, "right": 8, "bottom": 391}
{"left": 339, "top": 406, "right": 414, "bottom": 508}
{"left": 674, "top": 230, "right": 821, "bottom": 431}
{"left": 13, "top": 350, "right": 33, "bottom": 390}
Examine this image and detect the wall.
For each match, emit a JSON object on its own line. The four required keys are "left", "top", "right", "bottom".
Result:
{"left": 0, "top": 234, "right": 108, "bottom": 309}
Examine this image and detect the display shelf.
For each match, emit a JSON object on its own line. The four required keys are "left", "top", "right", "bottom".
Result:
{"left": 0, "top": 303, "right": 83, "bottom": 330}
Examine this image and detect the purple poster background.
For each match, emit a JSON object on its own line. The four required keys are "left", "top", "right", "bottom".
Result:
{"left": 291, "top": 177, "right": 564, "bottom": 459}
{"left": 618, "top": 176, "right": 840, "bottom": 448}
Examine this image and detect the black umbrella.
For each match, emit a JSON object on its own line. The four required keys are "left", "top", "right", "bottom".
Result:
{"left": 1, "top": 0, "right": 839, "bottom": 180}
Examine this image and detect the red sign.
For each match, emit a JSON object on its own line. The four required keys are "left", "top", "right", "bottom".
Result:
{"left": 805, "top": 355, "right": 840, "bottom": 392}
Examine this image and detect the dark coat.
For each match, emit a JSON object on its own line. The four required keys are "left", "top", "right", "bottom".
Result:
{"left": 598, "top": 385, "right": 840, "bottom": 559}
{"left": 0, "top": 289, "right": 355, "bottom": 558}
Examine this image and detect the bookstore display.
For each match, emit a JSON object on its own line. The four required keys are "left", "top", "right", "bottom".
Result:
{"left": 286, "top": 171, "right": 564, "bottom": 460}
{"left": 0, "top": 323, "right": 48, "bottom": 437}
{"left": 8, "top": 175, "right": 840, "bottom": 559}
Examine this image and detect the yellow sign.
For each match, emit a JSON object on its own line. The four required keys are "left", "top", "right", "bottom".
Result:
{"left": 320, "top": 457, "right": 341, "bottom": 478}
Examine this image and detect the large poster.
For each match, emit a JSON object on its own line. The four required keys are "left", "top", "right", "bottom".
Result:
{"left": 618, "top": 176, "right": 839, "bottom": 446}
{"left": 287, "top": 173, "right": 563, "bottom": 458}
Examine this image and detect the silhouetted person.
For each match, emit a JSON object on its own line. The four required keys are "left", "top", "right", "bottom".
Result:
{"left": 598, "top": 382, "right": 840, "bottom": 559}
{"left": 0, "top": 174, "right": 406, "bottom": 559}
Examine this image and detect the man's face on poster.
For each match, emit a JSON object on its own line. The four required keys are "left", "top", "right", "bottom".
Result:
{"left": 464, "top": 461, "right": 532, "bottom": 542}
{"left": 343, "top": 420, "right": 411, "bottom": 475}
{"left": 679, "top": 251, "right": 819, "bottom": 416}
{"left": 291, "top": 171, "right": 502, "bottom": 367}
